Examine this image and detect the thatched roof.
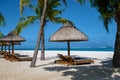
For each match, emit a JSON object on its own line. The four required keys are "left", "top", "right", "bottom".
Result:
{"left": 49, "top": 22, "right": 88, "bottom": 42}
{"left": 0, "top": 32, "right": 21, "bottom": 46}
{"left": 0, "top": 31, "right": 26, "bottom": 42}
{"left": 0, "top": 32, "right": 6, "bottom": 46}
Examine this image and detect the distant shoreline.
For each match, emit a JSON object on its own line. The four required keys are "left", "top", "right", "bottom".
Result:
{"left": 13, "top": 47, "right": 114, "bottom": 51}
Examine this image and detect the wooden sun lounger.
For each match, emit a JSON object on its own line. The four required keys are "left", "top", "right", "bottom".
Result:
{"left": 64, "top": 56, "right": 94, "bottom": 65}
{"left": 4, "top": 54, "right": 32, "bottom": 62}
{"left": 0, "top": 51, "right": 8, "bottom": 55}
{"left": 55, "top": 54, "right": 94, "bottom": 66}
{"left": 54, "top": 54, "right": 69, "bottom": 64}
{"left": 17, "top": 57, "right": 32, "bottom": 61}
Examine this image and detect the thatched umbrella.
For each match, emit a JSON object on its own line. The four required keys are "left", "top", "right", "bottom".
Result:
{"left": 0, "top": 31, "right": 26, "bottom": 55}
{"left": 49, "top": 21, "right": 88, "bottom": 56}
{"left": 0, "top": 42, "right": 10, "bottom": 51}
{"left": 0, "top": 32, "right": 10, "bottom": 52}
{"left": 0, "top": 32, "right": 5, "bottom": 51}
{"left": 0, "top": 41, "right": 20, "bottom": 53}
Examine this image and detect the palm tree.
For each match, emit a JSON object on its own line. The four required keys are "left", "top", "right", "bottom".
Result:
{"left": 90, "top": 0, "right": 120, "bottom": 67}
{"left": 16, "top": 0, "right": 67, "bottom": 67}
{"left": 0, "top": 12, "right": 5, "bottom": 26}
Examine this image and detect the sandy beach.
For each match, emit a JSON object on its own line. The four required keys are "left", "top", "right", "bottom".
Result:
{"left": 0, "top": 50, "right": 120, "bottom": 80}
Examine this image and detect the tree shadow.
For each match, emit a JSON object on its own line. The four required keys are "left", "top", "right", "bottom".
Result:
{"left": 35, "top": 62, "right": 54, "bottom": 67}
{"left": 100, "top": 58, "right": 113, "bottom": 67}
{"left": 43, "top": 58, "right": 120, "bottom": 80}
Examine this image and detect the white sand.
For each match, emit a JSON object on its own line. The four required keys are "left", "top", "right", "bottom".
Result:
{"left": 0, "top": 50, "right": 120, "bottom": 80}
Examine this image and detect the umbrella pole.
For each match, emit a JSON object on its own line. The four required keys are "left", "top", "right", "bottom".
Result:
{"left": 68, "top": 41, "right": 70, "bottom": 56}
{"left": 12, "top": 42, "right": 14, "bottom": 55}
{"left": 1, "top": 46, "right": 3, "bottom": 51}
{"left": 9, "top": 45, "right": 10, "bottom": 54}
{"left": 1, "top": 43, "right": 3, "bottom": 51}
{"left": 5, "top": 46, "right": 6, "bottom": 51}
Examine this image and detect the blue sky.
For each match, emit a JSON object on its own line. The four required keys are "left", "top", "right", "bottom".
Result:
{"left": 0, "top": 0, "right": 117, "bottom": 50}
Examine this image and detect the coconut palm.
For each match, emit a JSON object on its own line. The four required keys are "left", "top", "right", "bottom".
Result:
{"left": 90, "top": 0, "right": 120, "bottom": 67}
{"left": 0, "top": 12, "right": 5, "bottom": 26}
{"left": 0, "top": 12, "right": 5, "bottom": 51}
{"left": 16, "top": 0, "right": 68, "bottom": 67}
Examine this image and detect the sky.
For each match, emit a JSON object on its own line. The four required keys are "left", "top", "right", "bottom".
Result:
{"left": 0, "top": 0, "right": 117, "bottom": 50}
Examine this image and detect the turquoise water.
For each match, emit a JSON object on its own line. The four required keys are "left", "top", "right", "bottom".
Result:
{"left": 11, "top": 41, "right": 114, "bottom": 51}
{"left": 14, "top": 47, "right": 114, "bottom": 51}
{"left": 12, "top": 40, "right": 114, "bottom": 51}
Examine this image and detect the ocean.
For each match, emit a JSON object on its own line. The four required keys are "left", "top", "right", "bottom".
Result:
{"left": 4, "top": 41, "right": 114, "bottom": 51}
{"left": 10, "top": 40, "right": 114, "bottom": 51}
{"left": 14, "top": 47, "right": 114, "bottom": 51}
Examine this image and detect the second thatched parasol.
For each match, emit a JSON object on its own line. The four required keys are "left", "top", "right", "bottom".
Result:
{"left": 0, "top": 32, "right": 5, "bottom": 51}
{"left": 49, "top": 21, "right": 88, "bottom": 56}
{"left": 0, "top": 31, "right": 26, "bottom": 55}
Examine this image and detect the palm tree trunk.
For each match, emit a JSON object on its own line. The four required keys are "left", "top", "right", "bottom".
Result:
{"left": 113, "top": 12, "right": 120, "bottom": 67}
{"left": 113, "top": 25, "right": 120, "bottom": 67}
{"left": 30, "top": 0, "right": 47, "bottom": 67}
{"left": 41, "top": 28, "right": 45, "bottom": 60}
{"left": 40, "top": 19, "right": 46, "bottom": 60}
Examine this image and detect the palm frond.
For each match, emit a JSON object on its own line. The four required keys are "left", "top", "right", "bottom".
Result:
{"left": 38, "top": 0, "right": 44, "bottom": 7}
{"left": 15, "top": 16, "right": 37, "bottom": 35}
{"left": 18, "top": 0, "right": 68, "bottom": 34}
{"left": 50, "top": 0, "right": 61, "bottom": 7}
{"left": 29, "top": 4, "right": 37, "bottom": 12}
{"left": 90, "top": 0, "right": 116, "bottom": 32}
{"left": 45, "top": 0, "right": 66, "bottom": 23}
{"left": 61, "top": 0, "right": 67, "bottom": 6}
{"left": 77, "top": 0, "right": 85, "bottom": 5}
{"left": 53, "top": 10, "right": 62, "bottom": 16}
{"left": 0, "top": 12, "right": 5, "bottom": 26}
{"left": 20, "top": 0, "right": 31, "bottom": 15}
{"left": 99, "top": 15, "right": 112, "bottom": 32}
{"left": 47, "top": 17, "right": 68, "bottom": 24}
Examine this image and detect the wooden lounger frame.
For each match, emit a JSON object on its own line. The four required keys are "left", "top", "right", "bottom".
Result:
{"left": 54, "top": 54, "right": 94, "bottom": 66}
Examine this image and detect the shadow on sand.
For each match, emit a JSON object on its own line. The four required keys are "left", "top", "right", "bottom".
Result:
{"left": 43, "top": 58, "right": 120, "bottom": 80}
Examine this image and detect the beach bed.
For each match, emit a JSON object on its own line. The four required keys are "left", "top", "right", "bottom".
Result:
{"left": 54, "top": 54, "right": 94, "bottom": 66}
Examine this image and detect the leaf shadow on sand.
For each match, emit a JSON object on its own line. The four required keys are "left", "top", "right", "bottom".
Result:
{"left": 43, "top": 58, "right": 120, "bottom": 80}
{"left": 35, "top": 62, "right": 54, "bottom": 67}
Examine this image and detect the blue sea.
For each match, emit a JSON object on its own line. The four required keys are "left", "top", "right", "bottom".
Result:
{"left": 14, "top": 47, "right": 114, "bottom": 51}
{"left": 11, "top": 41, "right": 114, "bottom": 51}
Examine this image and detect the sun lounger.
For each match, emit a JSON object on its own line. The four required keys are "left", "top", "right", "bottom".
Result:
{"left": 4, "top": 54, "right": 32, "bottom": 62}
{"left": 55, "top": 54, "right": 94, "bottom": 66}
{"left": 64, "top": 56, "right": 94, "bottom": 65}
{"left": 54, "top": 54, "right": 69, "bottom": 64}
{"left": 17, "top": 57, "right": 32, "bottom": 61}
{"left": 0, "top": 51, "right": 8, "bottom": 55}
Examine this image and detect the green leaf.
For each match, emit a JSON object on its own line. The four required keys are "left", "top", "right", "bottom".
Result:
{"left": 77, "top": 0, "right": 85, "bottom": 5}
{"left": 20, "top": 0, "right": 31, "bottom": 15}
{"left": 15, "top": 16, "right": 37, "bottom": 35}
{"left": 0, "top": 12, "right": 5, "bottom": 26}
